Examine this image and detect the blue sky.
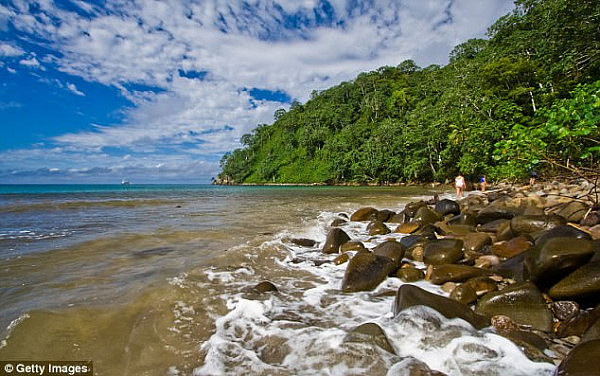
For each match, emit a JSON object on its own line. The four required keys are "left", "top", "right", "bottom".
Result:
{"left": 0, "top": 0, "right": 514, "bottom": 183}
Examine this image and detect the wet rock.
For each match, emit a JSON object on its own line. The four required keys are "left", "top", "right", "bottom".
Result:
{"left": 581, "top": 211, "right": 600, "bottom": 227}
{"left": 409, "top": 245, "right": 425, "bottom": 262}
{"left": 350, "top": 207, "right": 379, "bottom": 221}
{"left": 256, "top": 335, "right": 290, "bottom": 365}
{"left": 447, "top": 213, "right": 476, "bottom": 226}
{"left": 591, "top": 225, "right": 600, "bottom": 240}
{"left": 510, "top": 215, "right": 567, "bottom": 235}
{"left": 333, "top": 253, "right": 350, "bottom": 265}
{"left": 367, "top": 220, "right": 391, "bottom": 236}
{"left": 373, "top": 241, "right": 406, "bottom": 267}
{"left": 534, "top": 225, "right": 592, "bottom": 247}
{"left": 330, "top": 218, "right": 348, "bottom": 227}
{"left": 396, "top": 268, "right": 425, "bottom": 282}
{"left": 434, "top": 199, "right": 461, "bottom": 216}
{"left": 555, "top": 339, "right": 600, "bottom": 376}
{"left": 548, "top": 261, "right": 600, "bottom": 300}
{"left": 377, "top": 209, "right": 396, "bottom": 222}
{"left": 290, "top": 238, "right": 317, "bottom": 247}
{"left": 450, "top": 284, "right": 478, "bottom": 304}
{"left": 551, "top": 301, "right": 580, "bottom": 322}
{"left": 524, "top": 237, "right": 594, "bottom": 287}
{"left": 492, "top": 252, "right": 527, "bottom": 281}
{"left": 464, "top": 232, "right": 492, "bottom": 253}
{"left": 475, "top": 281, "right": 552, "bottom": 332}
{"left": 440, "top": 282, "right": 457, "bottom": 294}
{"left": 344, "top": 322, "right": 395, "bottom": 354}
{"left": 423, "top": 239, "right": 464, "bottom": 265}
{"left": 582, "top": 317, "right": 600, "bottom": 342}
{"left": 341, "top": 252, "right": 396, "bottom": 292}
{"left": 400, "top": 235, "right": 428, "bottom": 249}
{"left": 395, "top": 222, "right": 420, "bottom": 234}
{"left": 252, "top": 281, "right": 278, "bottom": 293}
{"left": 434, "top": 222, "right": 474, "bottom": 236}
{"left": 429, "top": 264, "right": 492, "bottom": 285}
{"left": 474, "top": 255, "right": 500, "bottom": 269}
{"left": 557, "top": 201, "right": 589, "bottom": 223}
{"left": 557, "top": 307, "right": 600, "bottom": 338}
{"left": 492, "top": 235, "right": 534, "bottom": 258}
{"left": 496, "top": 220, "right": 516, "bottom": 241}
{"left": 387, "top": 357, "right": 448, "bottom": 376}
{"left": 463, "top": 276, "right": 498, "bottom": 296}
{"left": 402, "top": 201, "right": 428, "bottom": 218}
{"left": 476, "top": 205, "right": 521, "bottom": 224}
{"left": 414, "top": 206, "right": 442, "bottom": 226}
{"left": 341, "top": 241, "right": 367, "bottom": 253}
{"left": 491, "top": 315, "right": 520, "bottom": 332}
{"left": 393, "top": 284, "right": 489, "bottom": 329}
{"left": 322, "top": 228, "right": 351, "bottom": 254}
{"left": 388, "top": 213, "right": 405, "bottom": 223}
{"left": 478, "top": 219, "right": 510, "bottom": 233}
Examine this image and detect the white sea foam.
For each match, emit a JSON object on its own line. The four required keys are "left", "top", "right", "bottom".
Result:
{"left": 190, "top": 202, "right": 557, "bottom": 376}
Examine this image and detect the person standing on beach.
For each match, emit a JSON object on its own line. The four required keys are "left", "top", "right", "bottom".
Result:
{"left": 480, "top": 175, "right": 487, "bottom": 192}
{"left": 455, "top": 173, "right": 466, "bottom": 199}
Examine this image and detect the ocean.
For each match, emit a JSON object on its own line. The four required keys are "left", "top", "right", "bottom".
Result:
{"left": 0, "top": 184, "right": 555, "bottom": 375}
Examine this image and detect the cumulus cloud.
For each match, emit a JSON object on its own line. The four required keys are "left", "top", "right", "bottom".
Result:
{"left": 66, "top": 82, "right": 85, "bottom": 96}
{"left": 0, "top": 41, "right": 24, "bottom": 56}
{"left": 0, "top": 0, "right": 514, "bottom": 182}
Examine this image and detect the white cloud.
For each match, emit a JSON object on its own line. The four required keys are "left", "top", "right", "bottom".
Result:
{"left": 1, "top": 0, "right": 514, "bottom": 182}
{"left": 0, "top": 41, "right": 24, "bottom": 56}
{"left": 66, "top": 82, "right": 85, "bottom": 96}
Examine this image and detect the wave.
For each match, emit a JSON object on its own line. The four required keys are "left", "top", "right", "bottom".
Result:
{"left": 0, "top": 199, "right": 182, "bottom": 213}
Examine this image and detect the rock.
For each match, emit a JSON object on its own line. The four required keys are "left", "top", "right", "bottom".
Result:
{"left": 253, "top": 281, "right": 278, "bottom": 293}
{"left": 524, "top": 237, "right": 594, "bottom": 287}
{"left": 376, "top": 209, "right": 396, "bottom": 222}
{"left": 548, "top": 261, "right": 600, "bottom": 300}
{"left": 591, "top": 225, "right": 600, "bottom": 240}
{"left": 393, "top": 284, "right": 489, "bottom": 329}
{"left": 396, "top": 268, "right": 425, "bottom": 282}
{"left": 463, "top": 276, "right": 498, "bottom": 296}
{"left": 476, "top": 205, "right": 521, "bottom": 224}
{"left": 555, "top": 339, "right": 600, "bottom": 376}
{"left": 535, "top": 225, "right": 593, "bottom": 246}
{"left": 492, "top": 252, "right": 527, "bottom": 281}
{"left": 447, "top": 213, "right": 477, "bottom": 226}
{"left": 464, "top": 232, "right": 492, "bottom": 252}
{"left": 551, "top": 301, "right": 580, "bottom": 321}
{"left": 496, "top": 220, "right": 516, "bottom": 241}
{"left": 350, "top": 207, "right": 379, "bottom": 221}
{"left": 478, "top": 219, "right": 510, "bottom": 233}
{"left": 409, "top": 245, "right": 425, "bottom": 262}
{"left": 557, "top": 201, "right": 589, "bottom": 223}
{"left": 290, "top": 238, "right": 317, "bottom": 247}
{"left": 582, "top": 318, "right": 600, "bottom": 343}
{"left": 402, "top": 201, "right": 428, "bottom": 218}
{"left": 423, "top": 239, "right": 464, "bottom": 265}
{"left": 474, "top": 255, "right": 500, "bottom": 269}
{"left": 322, "top": 228, "right": 351, "bottom": 254}
{"left": 400, "top": 235, "right": 428, "bottom": 249}
{"left": 344, "top": 322, "right": 395, "bottom": 354}
{"left": 388, "top": 213, "right": 405, "bottom": 223}
{"left": 434, "top": 199, "right": 461, "bottom": 216}
{"left": 414, "top": 206, "right": 442, "bottom": 226}
{"left": 387, "top": 357, "right": 448, "bottom": 376}
{"left": 450, "top": 284, "right": 478, "bottom": 304}
{"left": 395, "top": 222, "right": 420, "bottom": 234}
{"left": 440, "top": 282, "right": 456, "bottom": 294}
{"left": 491, "top": 315, "right": 520, "bottom": 332}
{"left": 333, "top": 253, "right": 350, "bottom": 265}
{"left": 341, "top": 241, "right": 367, "bottom": 253}
{"left": 557, "top": 308, "right": 600, "bottom": 338}
{"left": 330, "top": 218, "right": 348, "bottom": 227}
{"left": 373, "top": 241, "right": 406, "bottom": 267}
{"left": 367, "top": 220, "right": 391, "bottom": 236}
{"left": 434, "top": 222, "right": 474, "bottom": 236}
{"left": 581, "top": 211, "right": 600, "bottom": 227}
{"left": 429, "top": 264, "right": 492, "bottom": 285}
{"left": 492, "top": 235, "right": 534, "bottom": 258}
{"left": 341, "top": 252, "right": 396, "bottom": 292}
{"left": 475, "top": 281, "right": 552, "bottom": 332}
{"left": 510, "top": 215, "right": 567, "bottom": 235}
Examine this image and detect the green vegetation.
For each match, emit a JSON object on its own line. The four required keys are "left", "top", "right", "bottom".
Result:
{"left": 218, "top": 0, "right": 600, "bottom": 184}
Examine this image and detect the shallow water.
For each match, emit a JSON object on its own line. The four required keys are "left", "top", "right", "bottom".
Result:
{"left": 0, "top": 185, "right": 556, "bottom": 375}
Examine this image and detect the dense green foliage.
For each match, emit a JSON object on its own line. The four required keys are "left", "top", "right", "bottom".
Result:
{"left": 219, "top": 0, "right": 600, "bottom": 184}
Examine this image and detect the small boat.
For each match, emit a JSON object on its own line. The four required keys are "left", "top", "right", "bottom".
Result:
{"left": 121, "top": 179, "right": 130, "bottom": 185}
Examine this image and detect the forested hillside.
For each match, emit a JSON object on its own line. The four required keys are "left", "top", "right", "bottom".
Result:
{"left": 218, "top": 0, "right": 600, "bottom": 184}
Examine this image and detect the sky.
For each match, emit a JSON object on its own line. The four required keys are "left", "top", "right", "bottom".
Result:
{"left": 0, "top": 0, "right": 515, "bottom": 184}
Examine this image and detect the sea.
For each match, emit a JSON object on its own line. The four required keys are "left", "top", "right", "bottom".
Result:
{"left": 0, "top": 184, "right": 556, "bottom": 375}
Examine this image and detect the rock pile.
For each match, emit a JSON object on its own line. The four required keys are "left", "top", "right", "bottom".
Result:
{"left": 319, "top": 180, "right": 600, "bottom": 375}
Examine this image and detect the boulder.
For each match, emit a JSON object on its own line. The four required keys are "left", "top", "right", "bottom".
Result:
{"left": 341, "top": 252, "right": 396, "bottom": 292}
{"left": 447, "top": 213, "right": 476, "bottom": 226}
{"left": 341, "top": 241, "right": 367, "bottom": 253}
{"left": 554, "top": 339, "right": 600, "bottom": 376}
{"left": 463, "top": 232, "right": 492, "bottom": 253}
{"left": 534, "top": 225, "right": 592, "bottom": 247}
{"left": 551, "top": 301, "right": 580, "bottom": 322}
{"left": 395, "top": 222, "right": 420, "bottom": 234}
{"left": 492, "top": 235, "right": 534, "bottom": 258}
{"left": 400, "top": 235, "right": 428, "bottom": 249}
{"left": 510, "top": 215, "right": 567, "bottom": 235}
{"left": 434, "top": 222, "right": 474, "bottom": 236}
{"left": 387, "top": 213, "right": 405, "bottom": 223}
{"left": 496, "top": 220, "right": 516, "bottom": 241}
{"left": 492, "top": 252, "right": 528, "bottom": 281}
{"left": 322, "top": 228, "right": 351, "bottom": 254}
{"left": 475, "top": 281, "right": 552, "bottom": 332}
{"left": 423, "top": 239, "right": 464, "bottom": 265}
{"left": 330, "top": 218, "right": 348, "bottom": 227}
{"left": 333, "top": 253, "right": 350, "bottom": 265}
{"left": 414, "top": 206, "right": 442, "bottom": 226}
{"left": 290, "top": 238, "right": 317, "bottom": 247}
{"left": 524, "top": 237, "right": 594, "bottom": 287}
{"left": 434, "top": 199, "right": 461, "bottom": 216}
{"left": 478, "top": 219, "right": 510, "bottom": 233}
{"left": 582, "top": 318, "right": 600, "bottom": 343}
{"left": 373, "top": 241, "right": 406, "bottom": 267}
{"left": 557, "top": 307, "right": 600, "bottom": 338}
{"left": 396, "top": 268, "right": 425, "bottom": 282}
{"left": 463, "top": 276, "right": 498, "bottom": 296}
{"left": 476, "top": 205, "right": 521, "bottom": 224}
{"left": 450, "top": 284, "right": 478, "bottom": 305}
{"left": 548, "top": 261, "right": 600, "bottom": 300}
{"left": 393, "top": 284, "right": 489, "bottom": 329}
{"left": 344, "top": 322, "right": 395, "bottom": 354}
{"left": 581, "top": 211, "right": 600, "bottom": 227}
{"left": 387, "top": 357, "right": 448, "bottom": 376}
{"left": 428, "top": 264, "right": 492, "bottom": 285}
{"left": 402, "top": 201, "right": 428, "bottom": 218}
{"left": 350, "top": 207, "right": 379, "bottom": 221}
{"left": 367, "top": 220, "right": 391, "bottom": 236}
{"left": 376, "top": 209, "right": 396, "bottom": 222}
{"left": 556, "top": 201, "right": 589, "bottom": 223}
{"left": 252, "top": 281, "right": 278, "bottom": 293}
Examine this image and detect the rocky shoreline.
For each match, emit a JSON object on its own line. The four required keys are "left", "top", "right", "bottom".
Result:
{"left": 278, "top": 179, "right": 600, "bottom": 375}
